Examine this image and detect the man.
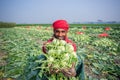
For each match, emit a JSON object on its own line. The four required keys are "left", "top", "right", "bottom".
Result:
{"left": 42, "top": 20, "right": 85, "bottom": 79}
{"left": 42, "top": 20, "right": 77, "bottom": 77}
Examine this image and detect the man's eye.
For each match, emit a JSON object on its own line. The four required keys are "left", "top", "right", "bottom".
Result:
{"left": 62, "top": 31, "right": 65, "bottom": 33}
{"left": 55, "top": 31, "right": 59, "bottom": 33}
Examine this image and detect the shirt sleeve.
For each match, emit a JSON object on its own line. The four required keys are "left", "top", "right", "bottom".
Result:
{"left": 42, "top": 38, "right": 53, "bottom": 53}
{"left": 42, "top": 45, "right": 47, "bottom": 53}
{"left": 72, "top": 43, "right": 77, "bottom": 52}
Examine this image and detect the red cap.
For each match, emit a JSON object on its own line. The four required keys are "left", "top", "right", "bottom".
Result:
{"left": 52, "top": 20, "right": 69, "bottom": 31}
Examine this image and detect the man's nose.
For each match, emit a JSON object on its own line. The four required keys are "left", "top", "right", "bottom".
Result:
{"left": 58, "top": 32, "right": 62, "bottom": 36}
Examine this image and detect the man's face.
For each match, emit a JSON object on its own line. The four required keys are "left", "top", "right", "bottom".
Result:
{"left": 54, "top": 29, "right": 68, "bottom": 40}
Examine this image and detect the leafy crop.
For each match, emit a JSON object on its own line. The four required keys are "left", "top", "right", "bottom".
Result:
{"left": 0, "top": 25, "right": 120, "bottom": 80}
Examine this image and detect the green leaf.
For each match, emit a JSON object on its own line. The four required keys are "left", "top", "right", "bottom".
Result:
{"left": 92, "top": 63, "right": 100, "bottom": 68}
{"left": 92, "top": 68, "right": 99, "bottom": 75}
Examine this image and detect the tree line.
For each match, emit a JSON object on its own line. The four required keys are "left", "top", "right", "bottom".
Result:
{"left": 0, "top": 22, "right": 16, "bottom": 28}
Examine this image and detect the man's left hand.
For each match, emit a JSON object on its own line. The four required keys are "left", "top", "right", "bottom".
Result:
{"left": 61, "top": 63, "right": 76, "bottom": 77}
{"left": 49, "top": 64, "right": 60, "bottom": 74}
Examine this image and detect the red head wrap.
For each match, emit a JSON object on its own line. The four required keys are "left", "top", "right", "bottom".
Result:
{"left": 52, "top": 20, "right": 69, "bottom": 31}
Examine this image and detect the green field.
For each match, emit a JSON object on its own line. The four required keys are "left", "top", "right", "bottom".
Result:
{"left": 0, "top": 24, "right": 120, "bottom": 80}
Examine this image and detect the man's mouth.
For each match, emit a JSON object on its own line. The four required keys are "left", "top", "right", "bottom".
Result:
{"left": 57, "top": 37, "right": 65, "bottom": 40}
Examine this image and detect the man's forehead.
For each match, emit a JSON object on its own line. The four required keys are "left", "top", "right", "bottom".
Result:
{"left": 54, "top": 29, "right": 66, "bottom": 31}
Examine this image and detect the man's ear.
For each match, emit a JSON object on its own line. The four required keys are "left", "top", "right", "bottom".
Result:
{"left": 53, "top": 29, "right": 55, "bottom": 32}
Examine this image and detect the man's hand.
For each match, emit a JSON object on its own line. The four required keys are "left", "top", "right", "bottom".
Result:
{"left": 49, "top": 64, "right": 60, "bottom": 74}
{"left": 61, "top": 63, "right": 76, "bottom": 77}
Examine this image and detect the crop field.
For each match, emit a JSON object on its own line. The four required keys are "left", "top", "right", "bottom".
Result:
{"left": 0, "top": 24, "right": 120, "bottom": 80}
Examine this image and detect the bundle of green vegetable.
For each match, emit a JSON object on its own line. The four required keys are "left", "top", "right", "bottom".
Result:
{"left": 36, "top": 38, "right": 78, "bottom": 79}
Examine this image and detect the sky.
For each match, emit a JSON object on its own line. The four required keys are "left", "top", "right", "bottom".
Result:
{"left": 0, "top": 0, "right": 120, "bottom": 24}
